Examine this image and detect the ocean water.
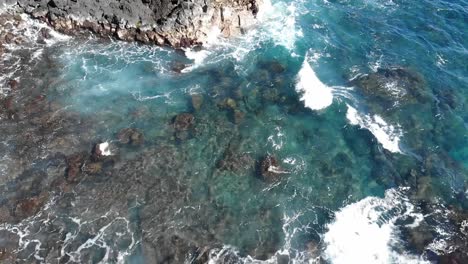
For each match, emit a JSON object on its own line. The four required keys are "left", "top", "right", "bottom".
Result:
{"left": 0, "top": 0, "right": 467, "bottom": 263}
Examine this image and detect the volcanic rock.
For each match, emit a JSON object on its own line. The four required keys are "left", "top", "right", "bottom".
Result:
{"left": 14, "top": 0, "right": 262, "bottom": 47}
{"left": 259, "top": 155, "right": 288, "bottom": 180}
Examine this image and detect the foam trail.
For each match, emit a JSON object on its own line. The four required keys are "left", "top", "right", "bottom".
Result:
{"left": 346, "top": 104, "right": 403, "bottom": 153}
{"left": 181, "top": 49, "right": 211, "bottom": 73}
{"left": 257, "top": 0, "right": 302, "bottom": 51}
{"left": 295, "top": 59, "right": 334, "bottom": 110}
{"left": 323, "top": 188, "right": 428, "bottom": 264}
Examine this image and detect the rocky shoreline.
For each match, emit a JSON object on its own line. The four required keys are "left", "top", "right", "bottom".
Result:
{"left": 2, "top": 0, "right": 261, "bottom": 47}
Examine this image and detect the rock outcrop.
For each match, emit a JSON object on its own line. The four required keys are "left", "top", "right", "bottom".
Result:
{"left": 9, "top": 0, "right": 261, "bottom": 47}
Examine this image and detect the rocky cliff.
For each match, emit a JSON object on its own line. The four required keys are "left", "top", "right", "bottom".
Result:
{"left": 6, "top": 0, "right": 261, "bottom": 47}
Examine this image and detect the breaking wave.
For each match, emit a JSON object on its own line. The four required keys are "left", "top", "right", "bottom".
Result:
{"left": 323, "top": 188, "right": 428, "bottom": 264}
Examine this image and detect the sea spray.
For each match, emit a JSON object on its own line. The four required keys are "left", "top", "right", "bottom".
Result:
{"left": 295, "top": 58, "right": 334, "bottom": 110}
{"left": 345, "top": 104, "right": 403, "bottom": 153}
{"left": 323, "top": 188, "right": 428, "bottom": 264}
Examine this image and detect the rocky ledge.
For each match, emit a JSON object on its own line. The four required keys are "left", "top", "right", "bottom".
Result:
{"left": 4, "top": 0, "right": 261, "bottom": 47}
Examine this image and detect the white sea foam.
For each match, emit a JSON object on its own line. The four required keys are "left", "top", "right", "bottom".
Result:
{"left": 182, "top": 49, "right": 211, "bottom": 72}
{"left": 0, "top": 8, "right": 70, "bottom": 96}
{"left": 257, "top": 0, "right": 302, "bottom": 51}
{"left": 295, "top": 59, "right": 334, "bottom": 110}
{"left": 98, "top": 142, "right": 112, "bottom": 156}
{"left": 180, "top": 0, "right": 303, "bottom": 70}
{"left": 206, "top": 218, "right": 316, "bottom": 264}
{"left": 267, "top": 126, "right": 285, "bottom": 150}
{"left": 323, "top": 188, "right": 428, "bottom": 264}
{"left": 346, "top": 104, "right": 403, "bottom": 153}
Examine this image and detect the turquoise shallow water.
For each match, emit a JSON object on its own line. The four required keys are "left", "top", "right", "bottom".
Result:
{"left": 0, "top": 0, "right": 467, "bottom": 263}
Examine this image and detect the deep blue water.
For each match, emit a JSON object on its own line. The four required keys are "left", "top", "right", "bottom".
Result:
{"left": 0, "top": 0, "right": 467, "bottom": 263}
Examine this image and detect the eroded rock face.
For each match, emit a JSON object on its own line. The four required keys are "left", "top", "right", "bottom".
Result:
{"left": 13, "top": 0, "right": 262, "bottom": 47}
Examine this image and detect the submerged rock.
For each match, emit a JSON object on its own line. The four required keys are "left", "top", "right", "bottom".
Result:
{"left": 351, "top": 67, "right": 428, "bottom": 107}
{"left": 173, "top": 113, "right": 196, "bottom": 140}
{"left": 218, "top": 98, "right": 237, "bottom": 110}
{"left": 117, "top": 128, "right": 144, "bottom": 145}
{"left": 233, "top": 110, "right": 245, "bottom": 124}
{"left": 173, "top": 113, "right": 195, "bottom": 132}
{"left": 191, "top": 94, "right": 203, "bottom": 111}
{"left": 217, "top": 152, "right": 254, "bottom": 173}
{"left": 82, "top": 162, "right": 103, "bottom": 174}
{"left": 65, "top": 153, "right": 85, "bottom": 182}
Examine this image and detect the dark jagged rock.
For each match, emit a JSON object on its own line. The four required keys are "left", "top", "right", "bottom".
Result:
{"left": 259, "top": 155, "right": 288, "bottom": 181}
{"left": 13, "top": 0, "right": 262, "bottom": 47}
{"left": 171, "top": 61, "right": 187, "bottom": 73}
{"left": 6, "top": 79, "right": 18, "bottom": 91}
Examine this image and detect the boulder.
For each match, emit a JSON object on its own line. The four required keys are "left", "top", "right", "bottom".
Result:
{"left": 259, "top": 155, "right": 288, "bottom": 180}
{"left": 7, "top": 79, "right": 18, "bottom": 91}
{"left": 171, "top": 61, "right": 187, "bottom": 73}
{"left": 39, "top": 27, "right": 52, "bottom": 39}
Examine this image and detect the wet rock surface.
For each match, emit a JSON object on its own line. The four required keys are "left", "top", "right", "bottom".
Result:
{"left": 117, "top": 128, "right": 144, "bottom": 145}
{"left": 259, "top": 155, "right": 287, "bottom": 181}
{"left": 11, "top": 0, "right": 262, "bottom": 47}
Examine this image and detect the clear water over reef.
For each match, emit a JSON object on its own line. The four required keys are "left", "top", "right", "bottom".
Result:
{"left": 0, "top": 0, "right": 467, "bottom": 263}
